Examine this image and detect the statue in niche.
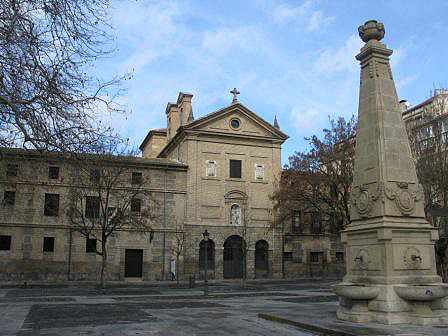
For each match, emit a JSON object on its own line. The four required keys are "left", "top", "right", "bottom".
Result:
{"left": 230, "top": 204, "right": 241, "bottom": 225}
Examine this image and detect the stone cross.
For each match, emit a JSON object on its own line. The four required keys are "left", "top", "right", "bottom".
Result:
{"left": 230, "top": 88, "right": 240, "bottom": 104}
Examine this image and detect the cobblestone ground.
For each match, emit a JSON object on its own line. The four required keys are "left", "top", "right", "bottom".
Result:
{"left": 0, "top": 280, "right": 336, "bottom": 336}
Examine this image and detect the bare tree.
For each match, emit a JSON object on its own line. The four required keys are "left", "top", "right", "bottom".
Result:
{"left": 0, "top": 0, "right": 125, "bottom": 152}
{"left": 233, "top": 207, "right": 272, "bottom": 288}
{"left": 272, "top": 116, "right": 357, "bottom": 233}
{"left": 66, "top": 147, "right": 157, "bottom": 288}
{"left": 406, "top": 90, "right": 448, "bottom": 281}
{"left": 171, "top": 227, "right": 185, "bottom": 285}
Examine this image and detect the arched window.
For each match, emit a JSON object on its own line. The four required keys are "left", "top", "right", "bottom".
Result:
{"left": 199, "top": 239, "right": 215, "bottom": 270}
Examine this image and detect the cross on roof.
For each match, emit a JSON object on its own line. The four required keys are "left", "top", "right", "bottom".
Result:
{"left": 230, "top": 88, "right": 240, "bottom": 104}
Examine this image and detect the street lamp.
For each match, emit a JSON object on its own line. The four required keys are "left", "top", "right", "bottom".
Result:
{"left": 203, "top": 229, "right": 209, "bottom": 296}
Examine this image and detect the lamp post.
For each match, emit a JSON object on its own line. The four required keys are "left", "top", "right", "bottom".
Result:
{"left": 203, "top": 229, "right": 209, "bottom": 296}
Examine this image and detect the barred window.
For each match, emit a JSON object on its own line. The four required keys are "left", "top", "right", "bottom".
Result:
{"left": 0, "top": 235, "right": 11, "bottom": 250}
{"left": 291, "top": 210, "right": 301, "bottom": 233}
{"left": 131, "top": 198, "right": 141, "bottom": 213}
{"left": 336, "top": 251, "right": 345, "bottom": 262}
{"left": 90, "top": 169, "right": 100, "bottom": 183}
{"left": 3, "top": 191, "right": 15, "bottom": 206}
{"left": 310, "top": 251, "right": 324, "bottom": 263}
{"left": 132, "top": 172, "right": 142, "bottom": 185}
{"left": 48, "top": 166, "right": 60, "bottom": 179}
{"left": 44, "top": 193, "right": 60, "bottom": 216}
{"left": 85, "top": 196, "right": 100, "bottom": 218}
{"left": 6, "top": 164, "right": 18, "bottom": 177}
{"left": 311, "top": 212, "right": 322, "bottom": 234}
{"left": 43, "top": 237, "right": 55, "bottom": 252}
{"left": 86, "top": 238, "right": 97, "bottom": 253}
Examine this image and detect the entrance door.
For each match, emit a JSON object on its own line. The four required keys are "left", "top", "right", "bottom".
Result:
{"left": 255, "top": 240, "right": 269, "bottom": 278}
{"left": 223, "top": 235, "right": 244, "bottom": 278}
{"left": 125, "top": 249, "right": 143, "bottom": 277}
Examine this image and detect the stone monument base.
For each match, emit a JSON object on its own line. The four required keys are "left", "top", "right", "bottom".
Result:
{"left": 335, "top": 283, "right": 448, "bottom": 325}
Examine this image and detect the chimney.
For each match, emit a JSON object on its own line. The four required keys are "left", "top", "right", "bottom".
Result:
{"left": 166, "top": 92, "right": 194, "bottom": 141}
{"left": 177, "top": 92, "right": 193, "bottom": 126}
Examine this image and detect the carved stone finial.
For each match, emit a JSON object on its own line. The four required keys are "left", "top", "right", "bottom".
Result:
{"left": 358, "top": 20, "right": 385, "bottom": 42}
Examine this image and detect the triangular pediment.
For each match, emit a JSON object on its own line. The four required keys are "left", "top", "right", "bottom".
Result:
{"left": 184, "top": 103, "right": 288, "bottom": 141}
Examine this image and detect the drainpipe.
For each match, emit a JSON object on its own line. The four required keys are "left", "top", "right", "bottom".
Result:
{"left": 162, "top": 169, "right": 167, "bottom": 280}
{"left": 67, "top": 227, "right": 72, "bottom": 281}
{"left": 281, "top": 216, "right": 285, "bottom": 279}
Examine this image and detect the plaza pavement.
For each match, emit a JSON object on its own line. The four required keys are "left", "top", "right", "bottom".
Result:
{"left": 0, "top": 279, "right": 447, "bottom": 336}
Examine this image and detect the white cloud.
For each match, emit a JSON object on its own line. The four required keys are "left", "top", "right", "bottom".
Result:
{"left": 269, "top": 0, "right": 333, "bottom": 32}
{"left": 397, "top": 75, "right": 417, "bottom": 89}
{"left": 307, "top": 10, "right": 333, "bottom": 31}
{"left": 120, "top": 49, "right": 157, "bottom": 73}
{"left": 202, "top": 26, "right": 263, "bottom": 54}
{"left": 112, "top": 1, "right": 180, "bottom": 38}
{"left": 314, "top": 34, "right": 363, "bottom": 74}
{"left": 289, "top": 105, "right": 325, "bottom": 134}
{"left": 272, "top": 2, "right": 310, "bottom": 26}
{"left": 112, "top": 1, "right": 187, "bottom": 74}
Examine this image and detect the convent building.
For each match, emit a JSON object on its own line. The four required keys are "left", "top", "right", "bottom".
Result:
{"left": 0, "top": 91, "right": 290, "bottom": 281}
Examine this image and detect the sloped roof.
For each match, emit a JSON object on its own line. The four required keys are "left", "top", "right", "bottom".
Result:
{"left": 139, "top": 128, "right": 167, "bottom": 151}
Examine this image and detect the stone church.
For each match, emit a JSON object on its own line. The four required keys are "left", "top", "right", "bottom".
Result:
{"left": 0, "top": 90, "right": 290, "bottom": 281}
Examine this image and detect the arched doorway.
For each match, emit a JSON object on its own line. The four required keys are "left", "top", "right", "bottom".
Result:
{"left": 223, "top": 235, "right": 245, "bottom": 278}
{"left": 255, "top": 240, "right": 269, "bottom": 278}
{"left": 199, "top": 239, "right": 215, "bottom": 279}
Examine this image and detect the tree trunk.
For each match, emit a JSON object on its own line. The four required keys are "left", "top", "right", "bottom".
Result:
{"left": 176, "top": 254, "right": 180, "bottom": 286}
{"left": 100, "top": 240, "right": 107, "bottom": 289}
{"left": 241, "top": 248, "right": 246, "bottom": 289}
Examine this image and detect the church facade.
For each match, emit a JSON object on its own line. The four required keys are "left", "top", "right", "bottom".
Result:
{"left": 140, "top": 91, "right": 288, "bottom": 280}
{"left": 0, "top": 91, "right": 289, "bottom": 281}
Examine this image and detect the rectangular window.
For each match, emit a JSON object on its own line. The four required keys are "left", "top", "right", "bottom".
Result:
{"left": 86, "top": 238, "right": 97, "bottom": 253}
{"left": 3, "top": 191, "right": 15, "bottom": 206}
{"left": 205, "top": 160, "right": 217, "bottom": 177}
{"left": 418, "top": 125, "right": 434, "bottom": 149}
{"left": 229, "top": 159, "right": 242, "bottom": 178}
{"left": 255, "top": 164, "right": 264, "bottom": 180}
{"left": 6, "top": 164, "right": 18, "bottom": 177}
{"left": 310, "top": 251, "right": 324, "bottom": 263}
{"left": 0, "top": 235, "right": 11, "bottom": 250}
{"left": 90, "top": 169, "right": 100, "bottom": 183}
{"left": 85, "top": 196, "right": 100, "bottom": 218}
{"left": 132, "top": 172, "right": 142, "bottom": 185}
{"left": 291, "top": 210, "right": 301, "bottom": 233}
{"left": 48, "top": 166, "right": 60, "bottom": 179}
{"left": 311, "top": 212, "right": 322, "bottom": 234}
{"left": 44, "top": 193, "right": 60, "bottom": 216}
{"left": 283, "top": 252, "right": 293, "bottom": 261}
{"left": 43, "top": 237, "right": 55, "bottom": 252}
{"left": 441, "top": 118, "right": 448, "bottom": 143}
{"left": 336, "top": 251, "right": 344, "bottom": 262}
{"left": 131, "top": 198, "right": 141, "bottom": 213}
{"left": 107, "top": 206, "right": 116, "bottom": 217}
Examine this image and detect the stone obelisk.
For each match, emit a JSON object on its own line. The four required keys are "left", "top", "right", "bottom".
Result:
{"left": 334, "top": 20, "right": 448, "bottom": 325}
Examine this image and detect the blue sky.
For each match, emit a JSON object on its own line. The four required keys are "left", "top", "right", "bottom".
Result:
{"left": 96, "top": 0, "right": 448, "bottom": 164}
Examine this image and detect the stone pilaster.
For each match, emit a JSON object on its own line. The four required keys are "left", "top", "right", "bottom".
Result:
{"left": 215, "top": 247, "right": 224, "bottom": 279}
